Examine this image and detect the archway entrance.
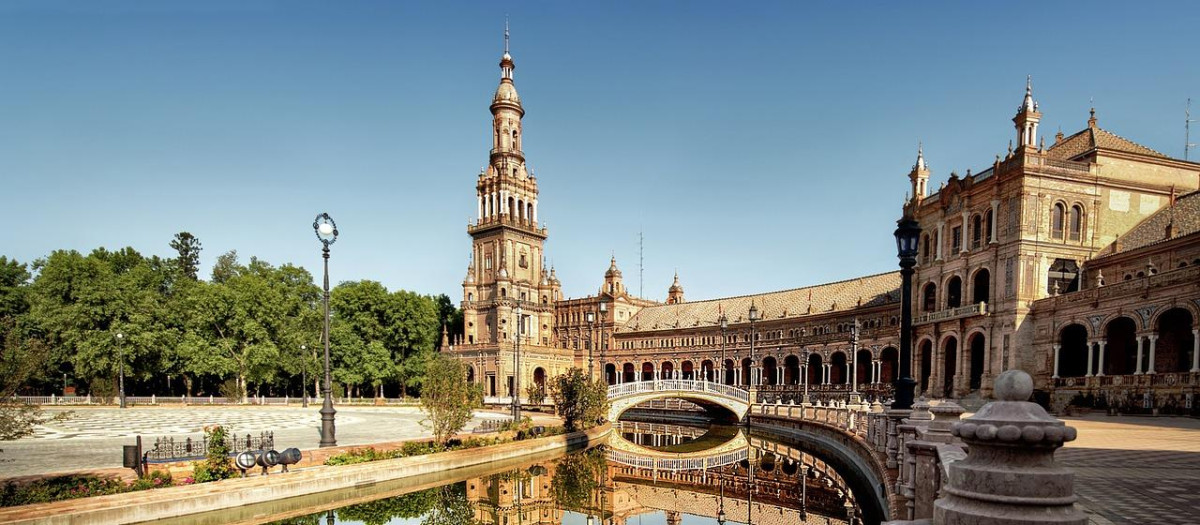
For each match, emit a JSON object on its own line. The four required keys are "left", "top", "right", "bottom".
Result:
{"left": 1104, "top": 317, "right": 1137, "bottom": 375}
{"left": 968, "top": 334, "right": 985, "bottom": 391}
{"left": 942, "top": 337, "right": 958, "bottom": 398}
{"left": 919, "top": 340, "right": 933, "bottom": 395}
{"left": 1058, "top": 324, "right": 1089, "bottom": 377}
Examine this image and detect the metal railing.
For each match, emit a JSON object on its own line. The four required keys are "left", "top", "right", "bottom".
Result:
{"left": 915, "top": 302, "right": 987, "bottom": 325}
{"left": 8, "top": 394, "right": 420, "bottom": 406}
{"left": 607, "top": 379, "right": 750, "bottom": 403}
{"left": 607, "top": 448, "right": 748, "bottom": 471}
{"left": 143, "top": 431, "right": 274, "bottom": 464}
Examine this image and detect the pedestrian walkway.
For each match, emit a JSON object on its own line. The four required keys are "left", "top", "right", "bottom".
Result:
{"left": 1058, "top": 414, "right": 1200, "bottom": 525}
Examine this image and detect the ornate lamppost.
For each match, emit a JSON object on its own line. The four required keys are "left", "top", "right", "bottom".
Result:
{"left": 300, "top": 344, "right": 308, "bottom": 408}
{"left": 719, "top": 312, "right": 728, "bottom": 385}
{"left": 115, "top": 331, "right": 126, "bottom": 409}
{"left": 586, "top": 309, "right": 596, "bottom": 381}
{"left": 748, "top": 302, "right": 761, "bottom": 387}
{"left": 512, "top": 305, "right": 523, "bottom": 421}
{"left": 314, "top": 212, "right": 339, "bottom": 447}
{"left": 893, "top": 214, "right": 921, "bottom": 410}
{"left": 598, "top": 302, "right": 607, "bottom": 383}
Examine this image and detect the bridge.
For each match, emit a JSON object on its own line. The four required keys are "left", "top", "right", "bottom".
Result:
{"left": 606, "top": 379, "right": 750, "bottom": 423}
{"left": 607, "top": 425, "right": 749, "bottom": 471}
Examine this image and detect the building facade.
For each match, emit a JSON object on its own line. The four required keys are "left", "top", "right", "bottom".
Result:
{"left": 447, "top": 38, "right": 1200, "bottom": 412}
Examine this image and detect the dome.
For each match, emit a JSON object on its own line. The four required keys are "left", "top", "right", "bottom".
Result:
{"left": 604, "top": 256, "right": 622, "bottom": 278}
{"left": 493, "top": 81, "right": 521, "bottom": 104}
{"left": 498, "top": 267, "right": 509, "bottom": 279}
{"left": 668, "top": 272, "right": 684, "bottom": 292}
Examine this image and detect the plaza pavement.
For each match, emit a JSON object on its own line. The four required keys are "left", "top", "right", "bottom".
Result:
{"left": 1058, "top": 414, "right": 1200, "bottom": 525}
{"left": 0, "top": 405, "right": 534, "bottom": 479}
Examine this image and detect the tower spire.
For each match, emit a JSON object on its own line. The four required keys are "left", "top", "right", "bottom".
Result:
{"left": 1013, "top": 75, "right": 1042, "bottom": 149}
{"left": 504, "top": 16, "right": 510, "bottom": 56}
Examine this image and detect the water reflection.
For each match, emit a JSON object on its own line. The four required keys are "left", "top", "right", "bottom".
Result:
{"left": 270, "top": 421, "right": 868, "bottom": 525}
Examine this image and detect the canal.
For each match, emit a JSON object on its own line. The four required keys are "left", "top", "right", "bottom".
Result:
{"left": 171, "top": 419, "right": 877, "bottom": 525}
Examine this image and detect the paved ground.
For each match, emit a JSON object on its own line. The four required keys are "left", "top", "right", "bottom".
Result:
{"left": 0, "top": 405, "right": 526, "bottom": 478}
{"left": 1058, "top": 414, "right": 1200, "bottom": 525}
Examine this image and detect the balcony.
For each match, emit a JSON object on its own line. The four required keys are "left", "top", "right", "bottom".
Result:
{"left": 467, "top": 215, "right": 547, "bottom": 238}
{"left": 915, "top": 302, "right": 988, "bottom": 326}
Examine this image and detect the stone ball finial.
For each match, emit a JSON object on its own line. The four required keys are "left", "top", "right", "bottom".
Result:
{"left": 994, "top": 369, "right": 1033, "bottom": 401}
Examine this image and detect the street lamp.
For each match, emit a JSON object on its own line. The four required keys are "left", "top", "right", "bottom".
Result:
{"left": 115, "top": 332, "right": 126, "bottom": 409}
{"left": 748, "top": 302, "right": 761, "bottom": 387}
{"left": 513, "top": 305, "right": 523, "bottom": 421}
{"left": 586, "top": 309, "right": 596, "bottom": 381}
{"left": 314, "top": 212, "right": 339, "bottom": 447}
{"left": 598, "top": 302, "right": 607, "bottom": 383}
{"left": 893, "top": 214, "right": 921, "bottom": 410}
{"left": 719, "top": 313, "right": 728, "bottom": 385}
{"left": 300, "top": 344, "right": 308, "bottom": 408}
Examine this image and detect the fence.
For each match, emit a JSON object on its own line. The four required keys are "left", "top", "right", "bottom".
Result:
{"left": 143, "top": 431, "right": 275, "bottom": 464}
{"left": 9, "top": 395, "right": 421, "bottom": 406}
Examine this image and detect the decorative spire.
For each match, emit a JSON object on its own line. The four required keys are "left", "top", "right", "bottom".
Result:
{"left": 1021, "top": 75, "right": 1035, "bottom": 112}
{"left": 499, "top": 18, "right": 514, "bottom": 81}
{"left": 504, "top": 16, "right": 510, "bottom": 56}
{"left": 915, "top": 141, "right": 927, "bottom": 171}
{"left": 1088, "top": 105, "right": 1098, "bottom": 128}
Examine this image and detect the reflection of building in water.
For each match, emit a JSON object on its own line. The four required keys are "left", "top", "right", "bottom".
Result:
{"left": 467, "top": 465, "right": 563, "bottom": 525}
{"left": 607, "top": 447, "right": 856, "bottom": 524}
{"left": 616, "top": 420, "right": 707, "bottom": 449}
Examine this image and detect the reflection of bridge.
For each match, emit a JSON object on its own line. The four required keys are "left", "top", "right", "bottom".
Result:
{"left": 607, "top": 379, "right": 750, "bottom": 422}
{"left": 607, "top": 426, "right": 749, "bottom": 471}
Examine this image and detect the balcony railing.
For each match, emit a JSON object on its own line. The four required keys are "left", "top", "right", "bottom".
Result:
{"left": 915, "top": 302, "right": 987, "bottom": 326}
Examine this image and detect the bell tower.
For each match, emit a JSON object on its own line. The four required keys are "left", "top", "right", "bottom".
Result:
{"left": 908, "top": 142, "right": 930, "bottom": 205}
{"left": 462, "top": 24, "right": 560, "bottom": 350}
{"left": 1013, "top": 76, "right": 1042, "bottom": 150}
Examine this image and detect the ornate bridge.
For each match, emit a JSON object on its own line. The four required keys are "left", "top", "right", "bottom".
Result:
{"left": 606, "top": 379, "right": 751, "bottom": 422}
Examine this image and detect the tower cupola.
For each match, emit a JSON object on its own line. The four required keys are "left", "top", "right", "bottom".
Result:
{"left": 908, "top": 142, "right": 930, "bottom": 204}
{"left": 667, "top": 272, "right": 685, "bottom": 305}
{"left": 1013, "top": 76, "right": 1042, "bottom": 149}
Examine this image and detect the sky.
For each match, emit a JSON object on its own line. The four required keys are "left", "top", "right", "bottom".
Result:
{"left": 2, "top": 1, "right": 1197, "bottom": 302}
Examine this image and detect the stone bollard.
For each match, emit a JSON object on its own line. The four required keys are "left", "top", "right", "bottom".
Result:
{"left": 933, "top": 370, "right": 1085, "bottom": 524}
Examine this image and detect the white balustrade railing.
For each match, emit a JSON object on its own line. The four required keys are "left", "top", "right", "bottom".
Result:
{"left": 607, "top": 447, "right": 748, "bottom": 471}
{"left": 607, "top": 379, "right": 750, "bottom": 403}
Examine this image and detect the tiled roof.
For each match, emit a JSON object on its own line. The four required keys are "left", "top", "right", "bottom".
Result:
{"left": 617, "top": 272, "right": 901, "bottom": 333}
{"left": 1047, "top": 126, "right": 1167, "bottom": 160}
{"left": 1099, "top": 190, "right": 1200, "bottom": 257}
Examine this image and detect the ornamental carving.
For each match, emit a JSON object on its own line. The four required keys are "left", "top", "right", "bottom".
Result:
{"left": 1135, "top": 305, "right": 1160, "bottom": 330}
{"left": 1087, "top": 315, "right": 1106, "bottom": 335}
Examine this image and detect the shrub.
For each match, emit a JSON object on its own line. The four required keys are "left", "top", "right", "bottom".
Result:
{"left": 191, "top": 425, "right": 236, "bottom": 483}
{"left": 0, "top": 471, "right": 173, "bottom": 508}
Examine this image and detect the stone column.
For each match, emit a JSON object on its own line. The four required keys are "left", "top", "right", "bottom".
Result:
{"left": 989, "top": 199, "right": 1000, "bottom": 243}
{"left": 960, "top": 211, "right": 970, "bottom": 253}
{"left": 1147, "top": 335, "right": 1159, "bottom": 374}
{"left": 1095, "top": 341, "right": 1107, "bottom": 377}
{"left": 1134, "top": 337, "right": 1144, "bottom": 375}
{"left": 936, "top": 221, "right": 946, "bottom": 261}
{"left": 1191, "top": 330, "right": 1199, "bottom": 373}
{"left": 933, "top": 370, "right": 1085, "bottom": 525}
{"left": 1085, "top": 341, "right": 1094, "bottom": 377}
{"left": 1052, "top": 344, "right": 1061, "bottom": 378}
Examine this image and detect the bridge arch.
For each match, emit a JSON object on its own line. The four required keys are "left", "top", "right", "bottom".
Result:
{"left": 607, "top": 380, "right": 750, "bottom": 423}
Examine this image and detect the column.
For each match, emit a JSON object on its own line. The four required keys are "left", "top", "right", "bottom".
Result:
{"left": 1085, "top": 341, "right": 1094, "bottom": 377}
{"left": 801, "top": 365, "right": 807, "bottom": 386}
{"left": 1147, "top": 335, "right": 1158, "bottom": 374}
{"left": 960, "top": 211, "right": 970, "bottom": 252}
{"left": 1134, "top": 337, "right": 1144, "bottom": 375}
{"left": 989, "top": 200, "right": 1000, "bottom": 243}
{"left": 1191, "top": 330, "right": 1200, "bottom": 373}
{"left": 1052, "top": 344, "right": 1061, "bottom": 378}
{"left": 936, "top": 221, "right": 945, "bottom": 260}
{"left": 824, "top": 364, "right": 831, "bottom": 385}
{"left": 499, "top": 190, "right": 507, "bottom": 214}
{"left": 1095, "top": 341, "right": 1107, "bottom": 377}
{"left": 777, "top": 367, "right": 783, "bottom": 385}
{"left": 477, "top": 195, "right": 483, "bottom": 220}
{"left": 871, "top": 361, "right": 879, "bottom": 383}
{"left": 532, "top": 199, "right": 538, "bottom": 224}
{"left": 735, "top": 369, "right": 741, "bottom": 385}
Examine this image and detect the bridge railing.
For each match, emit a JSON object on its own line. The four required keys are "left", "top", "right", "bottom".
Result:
{"left": 607, "top": 379, "right": 750, "bottom": 403}
{"left": 607, "top": 447, "right": 748, "bottom": 471}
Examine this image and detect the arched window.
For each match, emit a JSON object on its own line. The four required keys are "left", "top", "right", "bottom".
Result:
{"left": 1069, "top": 204, "right": 1083, "bottom": 241}
{"left": 971, "top": 215, "right": 983, "bottom": 249}
{"left": 984, "top": 209, "right": 994, "bottom": 243}
{"left": 922, "top": 233, "right": 931, "bottom": 262}
{"left": 1051, "top": 202, "right": 1066, "bottom": 239}
{"left": 922, "top": 283, "right": 937, "bottom": 312}
{"left": 946, "top": 276, "right": 962, "bottom": 308}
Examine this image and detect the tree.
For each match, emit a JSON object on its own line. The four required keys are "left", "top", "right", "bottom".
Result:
{"left": 549, "top": 368, "right": 609, "bottom": 432}
{"left": 169, "top": 232, "right": 202, "bottom": 281}
{"left": 1, "top": 322, "right": 69, "bottom": 446}
{"left": 525, "top": 380, "right": 546, "bottom": 406}
{"left": 419, "top": 354, "right": 480, "bottom": 444}
{"left": 550, "top": 448, "right": 607, "bottom": 512}
{"left": 432, "top": 294, "right": 462, "bottom": 349}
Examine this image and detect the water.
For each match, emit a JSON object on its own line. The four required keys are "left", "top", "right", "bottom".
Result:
{"left": 166, "top": 421, "right": 877, "bottom": 525}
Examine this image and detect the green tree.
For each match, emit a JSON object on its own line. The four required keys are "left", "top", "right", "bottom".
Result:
{"left": 432, "top": 294, "right": 462, "bottom": 349}
{"left": 422, "top": 484, "right": 479, "bottom": 525}
{"left": 549, "top": 368, "right": 609, "bottom": 432}
{"left": 419, "top": 354, "right": 479, "bottom": 444}
{"left": 169, "top": 232, "right": 202, "bottom": 281}
{"left": 1, "top": 321, "right": 69, "bottom": 445}
{"left": 551, "top": 448, "right": 607, "bottom": 512}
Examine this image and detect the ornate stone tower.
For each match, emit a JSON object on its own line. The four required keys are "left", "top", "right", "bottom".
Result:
{"left": 1013, "top": 76, "right": 1041, "bottom": 150}
{"left": 456, "top": 25, "right": 567, "bottom": 399}
{"left": 908, "top": 143, "right": 930, "bottom": 205}
{"left": 666, "top": 272, "right": 685, "bottom": 304}
{"left": 462, "top": 25, "right": 560, "bottom": 347}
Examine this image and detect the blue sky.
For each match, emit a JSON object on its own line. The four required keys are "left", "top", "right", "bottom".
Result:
{"left": 2, "top": 1, "right": 1197, "bottom": 301}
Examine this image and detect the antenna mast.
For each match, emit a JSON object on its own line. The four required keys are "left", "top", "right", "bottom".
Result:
{"left": 639, "top": 229, "right": 644, "bottom": 299}
{"left": 1187, "top": 98, "right": 1196, "bottom": 161}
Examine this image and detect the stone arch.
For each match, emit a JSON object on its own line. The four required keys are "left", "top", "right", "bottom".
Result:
{"left": 1155, "top": 308, "right": 1196, "bottom": 373}
{"left": 783, "top": 355, "right": 801, "bottom": 385}
{"left": 605, "top": 363, "right": 618, "bottom": 385}
{"left": 1148, "top": 302, "right": 1200, "bottom": 331}
{"left": 661, "top": 361, "right": 675, "bottom": 380}
{"left": 879, "top": 346, "right": 898, "bottom": 384}
{"left": 971, "top": 267, "right": 991, "bottom": 305}
{"left": 622, "top": 362, "right": 636, "bottom": 383}
{"left": 741, "top": 358, "right": 754, "bottom": 386}
{"left": 941, "top": 336, "right": 959, "bottom": 398}
{"left": 806, "top": 353, "right": 823, "bottom": 384}
{"left": 967, "top": 332, "right": 985, "bottom": 391}
{"left": 533, "top": 367, "right": 546, "bottom": 393}
{"left": 855, "top": 349, "right": 872, "bottom": 386}
{"left": 945, "top": 274, "right": 963, "bottom": 309}
{"left": 723, "top": 359, "right": 736, "bottom": 385}
{"left": 1057, "top": 324, "right": 1089, "bottom": 378}
{"left": 1103, "top": 316, "right": 1138, "bottom": 375}
{"left": 762, "top": 356, "right": 779, "bottom": 385}
{"left": 466, "top": 365, "right": 476, "bottom": 384}
{"left": 919, "top": 339, "right": 933, "bottom": 396}
{"left": 701, "top": 359, "right": 715, "bottom": 381}
{"left": 922, "top": 282, "right": 937, "bottom": 312}
{"left": 641, "top": 362, "right": 655, "bottom": 382}
{"left": 830, "top": 351, "right": 848, "bottom": 385}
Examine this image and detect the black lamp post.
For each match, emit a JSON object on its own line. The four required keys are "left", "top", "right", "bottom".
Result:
{"left": 719, "top": 313, "right": 728, "bottom": 385}
{"left": 115, "top": 332, "right": 126, "bottom": 409}
{"left": 512, "top": 305, "right": 523, "bottom": 421}
{"left": 586, "top": 309, "right": 595, "bottom": 381}
{"left": 893, "top": 214, "right": 921, "bottom": 410}
{"left": 314, "top": 212, "right": 338, "bottom": 447}
{"left": 748, "top": 302, "right": 761, "bottom": 387}
{"left": 300, "top": 344, "right": 308, "bottom": 408}
{"left": 598, "top": 302, "right": 607, "bottom": 382}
